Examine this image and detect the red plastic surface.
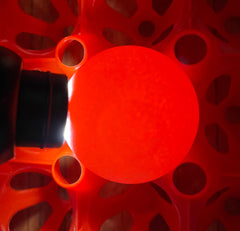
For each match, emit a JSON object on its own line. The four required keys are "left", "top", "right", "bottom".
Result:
{"left": 0, "top": 0, "right": 239, "bottom": 231}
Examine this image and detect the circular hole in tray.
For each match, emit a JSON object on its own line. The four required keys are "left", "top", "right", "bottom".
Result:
{"left": 58, "top": 39, "right": 85, "bottom": 67}
{"left": 175, "top": 34, "right": 207, "bottom": 65}
{"left": 173, "top": 162, "right": 207, "bottom": 195}
{"left": 53, "top": 155, "right": 82, "bottom": 186}
{"left": 138, "top": 21, "right": 155, "bottom": 37}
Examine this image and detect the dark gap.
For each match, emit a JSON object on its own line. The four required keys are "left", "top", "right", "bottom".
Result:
{"left": 106, "top": 0, "right": 138, "bottom": 18}
{"left": 152, "top": 0, "right": 173, "bottom": 15}
{"left": 16, "top": 33, "right": 56, "bottom": 50}
{"left": 18, "top": 0, "right": 59, "bottom": 23}
{"left": 10, "top": 172, "right": 52, "bottom": 190}
{"left": 208, "top": 26, "right": 229, "bottom": 43}
{"left": 149, "top": 214, "right": 170, "bottom": 231}
{"left": 9, "top": 202, "right": 52, "bottom": 231}
{"left": 150, "top": 182, "right": 172, "bottom": 204}
{"left": 66, "top": 0, "right": 79, "bottom": 17}
{"left": 206, "top": 75, "right": 231, "bottom": 105}
{"left": 206, "top": 187, "right": 230, "bottom": 205}
{"left": 99, "top": 211, "right": 133, "bottom": 231}
{"left": 58, "top": 209, "right": 73, "bottom": 231}
{"left": 205, "top": 124, "right": 229, "bottom": 153}
{"left": 206, "top": 0, "right": 228, "bottom": 13}
{"left": 103, "top": 28, "right": 133, "bottom": 46}
{"left": 152, "top": 25, "right": 174, "bottom": 45}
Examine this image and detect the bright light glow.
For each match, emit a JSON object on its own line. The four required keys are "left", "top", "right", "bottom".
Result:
{"left": 64, "top": 117, "right": 71, "bottom": 144}
{"left": 69, "top": 46, "right": 199, "bottom": 184}
{"left": 68, "top": 76, "right": 74, "bottom": 99}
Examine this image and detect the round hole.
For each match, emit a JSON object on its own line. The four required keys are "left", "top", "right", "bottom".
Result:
{"left": 225, "top": 17, "right": 240, "bottom": 34}
{"left": 175, "top": 34, "right": 207, "bottom": 65}
{"left": 53, "top": 155, "right": 81, "bottom": 186}
{"left": 173, "top": 163, "right": 207, "bottom": 195}
{"left": 224, "top": 197, "right": 240, "bottom": 216}
{"left": 58, "top": 39, "right": 85, "bottom": 67}
{"left": 138, "top": 21, "right": 155, "bottom": 37}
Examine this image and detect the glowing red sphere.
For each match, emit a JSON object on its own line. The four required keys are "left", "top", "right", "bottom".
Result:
{"left": 68, "top": 46, "right": 199, "bottom": 183}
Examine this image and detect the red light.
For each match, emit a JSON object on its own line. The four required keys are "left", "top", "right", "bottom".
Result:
{"left": 68, "top": 46, "right": 199, "bottom": 183}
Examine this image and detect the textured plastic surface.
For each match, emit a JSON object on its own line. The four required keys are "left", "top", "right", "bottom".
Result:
{"left": 0, "top": 0, "right": 240, "bottom": 231}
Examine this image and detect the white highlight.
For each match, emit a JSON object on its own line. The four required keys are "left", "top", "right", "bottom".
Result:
{"left": 67, "top": 76, "right": 74, "bottom": 99}
{"left": 64, "top": 117, "right": 71, "bottom": 143}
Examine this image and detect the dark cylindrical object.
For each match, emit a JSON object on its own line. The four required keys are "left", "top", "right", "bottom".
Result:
{"left": 0, "top": 46, "right": 21, "bottom": 164}
{"left": 16, "top": 70, "right": 68, "bottom": 148}
{"left": 0, "top": 46, "right": 68, "bottom": 164}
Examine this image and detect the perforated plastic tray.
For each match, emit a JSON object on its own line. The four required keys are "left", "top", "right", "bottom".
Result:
{"left": 0, "top": 0, "right": 239, "bottom": 231}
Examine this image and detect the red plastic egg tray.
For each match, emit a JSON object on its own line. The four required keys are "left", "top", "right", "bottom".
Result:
{"left": 0, "top": 0, "right": 239, "bottom": 231}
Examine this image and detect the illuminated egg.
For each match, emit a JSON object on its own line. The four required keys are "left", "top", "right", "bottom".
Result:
{"left": 67, "top": 46, "right": 199, "bottom": 184}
